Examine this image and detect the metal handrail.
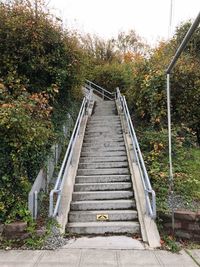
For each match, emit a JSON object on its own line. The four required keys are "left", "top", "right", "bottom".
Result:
{"left": 116, "top": 88, "right": 156, "bottom": 219}
{"left": 166, "top": 11, "right": 200, "bottom": 74}
{"left": 165, "top": 11, "right": 200, "bottom": 231}
{"left": 85, "top": 79, "right": 115, "bottom": 100}
{"left": 49, "top": 94, "right": 92, "bottom": 217}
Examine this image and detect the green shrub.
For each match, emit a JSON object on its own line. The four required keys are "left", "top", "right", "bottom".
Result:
{"left": 91, "top": 63, "right": 133, "bottom": 92}
{"left": 0, "top": 1, "right": 86, "bottom": 223}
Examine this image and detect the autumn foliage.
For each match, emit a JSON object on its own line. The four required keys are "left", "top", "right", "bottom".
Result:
{"left": 0, "top": 0, "right": 85, "bottom": 222}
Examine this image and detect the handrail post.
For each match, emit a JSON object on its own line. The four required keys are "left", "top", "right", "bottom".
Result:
{"left": 167, "top": 73, "right": 175, "bottom": 232}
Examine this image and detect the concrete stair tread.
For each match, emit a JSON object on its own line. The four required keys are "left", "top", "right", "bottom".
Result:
{"left": 74, "top": 182, "right": 132, "bottom": 192}
{"left": 85, "top": 128, "right": 122, "bottom": 132}
{"left": 73, "top": 190, "right": 133, "bottom": 194}
{"left": 67, "top": 221, "right": 140, "bottom": 234}
{"left": 76, "top": 174, "right": 131, "bottom": 178}
{"left": 81, "top": 151, "right": 127, "bottom": 157}
{"left": 77, "top": 168, "right": 129, "bottom": 175}
{"left": 78, "top": 162, "right": 128, "bottom": 169}
{"left": 71, "top": 199, "right": 135, "bottom": 205}
{"left": 90, "top": 115, "right": 119, "bottom": 118}
{"left": 67, "top": 222, "right": 139, "bottom": 227}
{"left": 79, "top": 156, "right": 128, "bottom": 163}
{"left": 75, "top": 175, "right": 131, "bottom": 183}
{"left": 82, "top": 143, "right": 125, "bottom": 147}
{"left": 81, "top": 147, "right": 126, "bottom": 152}
{"left": 85, "top": 132, "right": 122, "bottom": 135}
{"left": 88, "top": 120, "right": 121, "bottom": 124}
{"left": 82, "top": 141, "right": 125, "bottom": 145}
{"left": 70, "top": 199, "right": 136, "bottom": 211}
{"left": 74, "top": 182, "right": 132, "bottom": 186}
{"left": 83, "top": 138, "right": 124, "bottom": 143}
{"left": 85, "top": 128, "right": 122, "bottom": 133}
{"left": 68, "top": 211, "right": 138, "bottom": 223}
{"left": 83, "top": 136, "right": 123, "bottom": 139}
{"left": 72, "top": 191, "right": 134, "bottom": 201}
{"left": 82, "top": 146, "right": 124, "bottom": 149}
{"left": 69, "top": 210, "right": 137, "bottom": 215}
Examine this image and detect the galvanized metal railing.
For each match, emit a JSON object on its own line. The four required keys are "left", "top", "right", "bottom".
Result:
{"left": 166, "top": 11, "right": 200, "bottom": 232}
{"left": 49, "top": 92, "right": 92, "bottom": 217}
{"left": 85, "top": 79, "right": 115, "bottom": 100}
{"left": 116, "top": 88, "right": 156, "bottom": 219}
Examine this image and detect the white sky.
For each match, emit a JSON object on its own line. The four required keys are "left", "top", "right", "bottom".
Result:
{"left": 49, "top": 0, "right": 200, "bottom": 46}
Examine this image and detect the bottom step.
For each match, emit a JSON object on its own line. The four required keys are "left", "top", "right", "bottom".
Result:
{"left": 66, "top": 221, "right": 140, "bottom": 235}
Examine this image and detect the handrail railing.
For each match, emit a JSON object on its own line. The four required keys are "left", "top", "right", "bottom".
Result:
{"left": 85, "top": 79, "right": 115, "bottom": 100}
{"left": 165, "top": 11, "right": 200, "bottom": 232}
{"left": 116, "top": 88, "right": 156, "bottom": 219}
{"left": 49, "top": 94, "right": 92, "bottom": 217}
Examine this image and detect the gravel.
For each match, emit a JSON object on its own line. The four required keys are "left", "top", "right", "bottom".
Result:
{"left": 167, "top": 194, "right": 200, "bottom": 211}
{"left": 42, "top": 226, "right": 69, "bottom": 250}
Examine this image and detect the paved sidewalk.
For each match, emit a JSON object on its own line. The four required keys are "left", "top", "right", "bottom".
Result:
{"left": 0, "top": 237, "right": 199, "bottom": 267}
{"left": 0, "top": 248, "right": 199, "bottom": 267}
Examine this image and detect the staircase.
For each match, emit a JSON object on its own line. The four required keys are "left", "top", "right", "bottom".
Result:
{"left": 66, "top": 101, "right": 140, "bottom": 235}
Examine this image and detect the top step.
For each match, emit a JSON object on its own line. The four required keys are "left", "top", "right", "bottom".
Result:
{"left": 93, "top": 101, "right": 117, "bottom": 116}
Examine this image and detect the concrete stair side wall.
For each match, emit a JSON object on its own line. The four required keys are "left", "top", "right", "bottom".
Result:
{"left": 56, "top": 101, "right": 94, "bottom": 233}
{"left": 116, "top": 99, "right": 161, "bottom": 248}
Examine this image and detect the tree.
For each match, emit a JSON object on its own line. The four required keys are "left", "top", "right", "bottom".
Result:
{"left": 81, "top": 34, "right": 120, "bottom": 65}
{"left": 116, "top": 30, "right": 150, "bottom": 60}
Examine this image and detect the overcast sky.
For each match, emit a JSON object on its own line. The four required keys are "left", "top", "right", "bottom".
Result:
{"left": 49, "top": 0, "right": 200, "bottom": 46}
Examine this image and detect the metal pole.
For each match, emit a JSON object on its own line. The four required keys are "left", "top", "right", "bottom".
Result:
{"left": 168, "top": 0, "right": 173, "bottom": 38}
{"left": 165, "top": 11, "right": 200, "bottom": 234}
{"left": 167, "top": 74, "right": 174, "bottom": 233}
{"left": 166, "top": 11, "right": 200, "bottom": 74}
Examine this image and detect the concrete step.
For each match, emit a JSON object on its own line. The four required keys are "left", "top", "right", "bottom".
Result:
{"left": 79, "top": 156, "right": 127, "bottom": 163}
{"left": 74, "top": 182, "right": 132, "bottom": 192}
{"left": 77, "top": 168, "right": 129, "bottom": 176}
{"left": 88, "top": 121, "right": 121, "bottom": 126}
{"left": 67, "top": 221, "right": 140, "bottom": 234}
{"left": 69, "top": 210, "right": 138, "bottom": 222}
{"left": 78, "top": 162, "right": 128, "bottom": 169}
{"left": 86, "top": 125, "right": 121, "bottom": 131}
{"left": 70, "top": 199, "right": 136, "bottom": 211}
{"left": 85, "top": 130, "right": 123, "bottom": 135}
{"left": 90, "top": 115, "right": 120, "bottom": 120}
{"left": 85, "top": 130, "right": 122, "bottom": 135}
{"left": 89, "top": 117, "right": 120, "bottom": 122}
{"left": 81, "top": 151, "right": 127, "bottom": 157}
{"left": 95, "top": 104, "right": 115, "bottom": 107}
{"left": 93, "top": 113, "right": 117, "bottom": 116}
{"left": 75, "top": 175, "right": 131, "bottom": 184}
{"left": 95, "top": 106, "right": 115, "bottom": 109}
{"left": 82, "top": 142, "right": 125, "bottom": 148}
{"left": 84, "top": 133, "right": 123, "bottom": 139}
{"left": 81, "top": 146, "right": 126, "bottom": 153}
{"left": 90, "top": 119, "right": 120, "bottom": 123}
{"left": 95, "top": 106, "right": 115, "bottom": 108}
{"left": 94, "top": 109, "right": 116, "bottom": 113}
{"left": 72, "top": 191, "right": 134, "bottom": 201}
{"left": 85, "top": 131, "right": 123, "bottom": 136}
{"left": 88, "top": 119, "right": 120, "bottom": 124}
{"left": 83, "top": 137, "right": 124, "bottom": 143}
